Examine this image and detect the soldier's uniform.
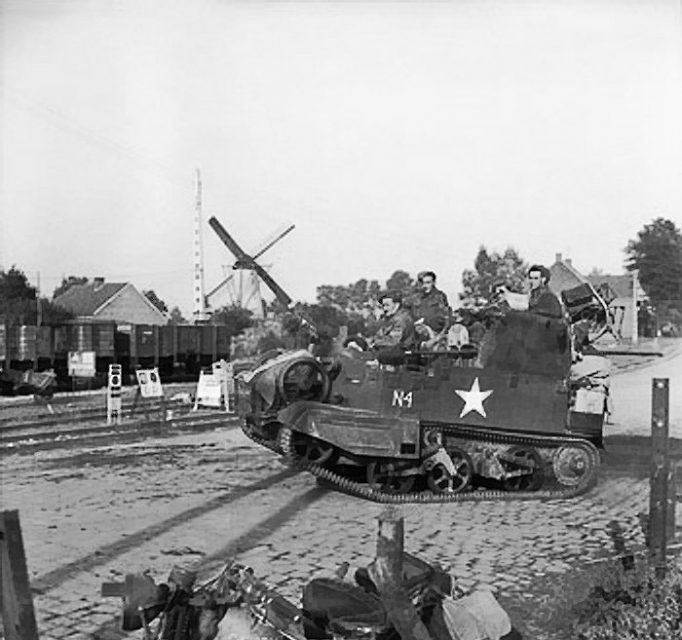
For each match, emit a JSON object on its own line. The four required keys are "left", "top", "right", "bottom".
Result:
{"left": 414, "top": 287, "right": 452, "bottom": 332}
{"left": 528, "top": 285, "right": 563, "bottom": 318}
{"left": 373, "top": 307, "right": 417, "bottom": 351}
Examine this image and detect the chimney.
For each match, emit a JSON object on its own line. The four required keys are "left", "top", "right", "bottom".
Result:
{"left": 565, "top": 258, "right": 572, "bottom": 267}
{"left": 555, "top": 253, "right": 562, "bottom": 263}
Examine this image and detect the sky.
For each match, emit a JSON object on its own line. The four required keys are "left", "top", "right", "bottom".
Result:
{"left": 2, "top": 0, "right": 681, "bottom": 316}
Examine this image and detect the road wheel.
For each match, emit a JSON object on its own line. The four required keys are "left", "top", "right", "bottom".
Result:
{"left": 502, "top": 446, "right": 544, "bottom": 492}
{"left": 427, "top": 448, "right": 473, "bottom": 494}
{"left": 366, "top": 461, "right": 415, "bottom": 494}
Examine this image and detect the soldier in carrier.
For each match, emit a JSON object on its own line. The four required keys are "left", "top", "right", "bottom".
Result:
{"left": 413, "top": 271, "right": 451, "bottom": 351}
{"left": 371, "top": 290, "right": 417, "bottom": 358}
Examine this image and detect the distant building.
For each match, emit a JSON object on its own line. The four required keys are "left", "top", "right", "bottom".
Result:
{"left": 548, "top": 254, "right": 646, "bottom": 340}
{"left": 53, "top": 278, "right": 168, "bottom": 326}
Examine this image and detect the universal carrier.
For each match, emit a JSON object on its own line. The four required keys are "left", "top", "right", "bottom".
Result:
{"left": 209, "top": 216, "right": 608, "bottom": 503}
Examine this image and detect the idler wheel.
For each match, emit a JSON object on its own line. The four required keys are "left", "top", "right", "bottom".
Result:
{"left": 553, "top": 444, "right": 595, "bottom": 487}
{"left": 427, "top": 448, "right": 473, "bottom": 494}
{"left": 366, "top": 461, "right": 415, "bottom": 494}
{"left": 502, "top": 446, "right": 544, "bottom": 492}
{"left": 279, "top": 360, "right": 331, "bottom": 404}
{"left": 292, "top": 434, "right": 337, "bottom": 466}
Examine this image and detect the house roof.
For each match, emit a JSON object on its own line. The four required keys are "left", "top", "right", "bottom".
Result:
{"left": 548, "top": 253, "right": 646, "bottom": 301}
{"left": 586, "top": 274, "right": 642, "bottom": 299}
{"left": 548, "top": 259, "right": 587, "bottom": 295}
{"left": 53, "top": 282, "right": 127, "bottom": 316}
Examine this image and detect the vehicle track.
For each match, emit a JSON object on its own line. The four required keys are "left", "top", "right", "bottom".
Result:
{"left": 245, "top": 423, "right": 600, "bottom": 503}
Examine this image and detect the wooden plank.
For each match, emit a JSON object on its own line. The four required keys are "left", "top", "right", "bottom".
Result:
{"left": 0, "top": 510, "right": 40, "bottom": 640}
{"left": 649, "top": 378, "right": 670, "bottom": 578}
{"left": 369, "top": 506, "right": 432, "bottom": 640}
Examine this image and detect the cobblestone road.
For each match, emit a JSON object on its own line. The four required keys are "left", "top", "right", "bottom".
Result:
{"left": 0, "top": 345, "right": 680, "bottom": 639}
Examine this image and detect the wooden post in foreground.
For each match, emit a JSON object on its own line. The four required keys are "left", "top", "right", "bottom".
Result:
{"left": 369, "top": 506, "right": 432, "bottom": 640}
{"left": 649, "top": 378, "right": 671, "bottom": 578}
{"left": 0, "top": 510, "right": 40, "bottom": 640}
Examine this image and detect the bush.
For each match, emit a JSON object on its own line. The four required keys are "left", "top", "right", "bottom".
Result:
{"left": 572, "top": 558, "right": 682, "bottom": 639}
{"left": 532, "top": 556, "right": 682, "bottom": 639}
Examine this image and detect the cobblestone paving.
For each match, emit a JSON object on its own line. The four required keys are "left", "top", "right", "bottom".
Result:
{"left": 0, "top": 347, "right": 680, "bottom": 638}
{"left": 239, "top": 474, "right": 655, "bottom": 601}
{"left": 1, "top": 426, "right": 674, "bottom": 640}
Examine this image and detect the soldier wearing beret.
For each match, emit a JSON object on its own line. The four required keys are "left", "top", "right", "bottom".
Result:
{"left": 372, "top": 290, "right": 417, "bottom": 353}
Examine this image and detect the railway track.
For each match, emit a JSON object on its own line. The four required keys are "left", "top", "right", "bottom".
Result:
{"left": 0, "top": 402, "right": 237, "bottom": 453}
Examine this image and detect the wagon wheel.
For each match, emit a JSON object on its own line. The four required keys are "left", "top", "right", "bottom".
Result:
{"left": 366, "top": 461, "right": 415, "bottom": 494}
{"left": 427, "top": 448, "right": 473, "bottom": 494}
{"left": 292, "top": 434, "right": 337, "bottom": 466}
{"left": 502, "top": 446, "right": 544, "bottom": 492}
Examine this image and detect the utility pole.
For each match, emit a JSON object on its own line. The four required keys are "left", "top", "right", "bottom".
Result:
{"left": 632, "top": 269, "right": 639, "bottom": 344}
{"left": 36, "top": 272, "right": 42, "bottom": 328}
{"left": 192, "top": 169, "right": 207, "bottom": 323}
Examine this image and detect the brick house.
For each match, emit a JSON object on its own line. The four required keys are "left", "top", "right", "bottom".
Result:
{"left": 548, "top": 254, "right": 645, "bottom": 340}
{"left": 53, "top": 278, "right": 168, "bottom": 325}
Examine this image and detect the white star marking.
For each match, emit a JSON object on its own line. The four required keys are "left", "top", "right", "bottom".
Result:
{"left": 455, "top": 377, "right": 494, "bottom": 418}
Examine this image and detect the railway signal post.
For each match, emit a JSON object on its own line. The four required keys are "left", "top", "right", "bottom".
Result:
{"left": 107, "top": 364, "right": 123, "bottom": 426}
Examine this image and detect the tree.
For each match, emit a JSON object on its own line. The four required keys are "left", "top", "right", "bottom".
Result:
{"left": 0, "top": 266, "right": 73, "bottom": 325}
{"left": 168, "top": 306, "right": 187, "bottom": 325}
{"left": 0, "top": 266, "right": 36, "bottom": 301}
{"left": 143, "top": 290, "right": 169, "bottom": 314}
{"left": 40, "top": 299, "right": 74, "bottom": 326}
{"left": 53, "top": 275, "right": 88, "bottom": 298}
{"left": 385, "top": 270, "right": 418, "bottom": 297}
{"left": 316, "top": 277, "right": 381, "bottom": 312}
{"left": 0, "top": 266, "right": 36, "bottom": 325}
{"left": 460, "top": 246, "right": 528, "bottom": 306}
{"left": 211, "top": 304, "right": 253, "bottom": 337}
{"left": 625, "top": 218, "right": 682, "bottom": 318}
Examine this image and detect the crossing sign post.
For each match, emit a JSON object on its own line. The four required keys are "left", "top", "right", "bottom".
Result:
{"left": 107, "top": 364, "right": 123, "bottom": 425}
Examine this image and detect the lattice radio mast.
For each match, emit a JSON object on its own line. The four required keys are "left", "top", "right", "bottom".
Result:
{"left": 192, "top": 169, "right": 208, "bottom": 322}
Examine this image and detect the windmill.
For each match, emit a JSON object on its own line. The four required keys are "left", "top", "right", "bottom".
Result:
{"left": 205, "top": 217, "right": 295, "bottom": 318}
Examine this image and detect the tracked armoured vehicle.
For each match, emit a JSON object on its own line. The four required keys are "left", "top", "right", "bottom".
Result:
{"left": 209, "top": 216, "right": 609, "bottom": 502}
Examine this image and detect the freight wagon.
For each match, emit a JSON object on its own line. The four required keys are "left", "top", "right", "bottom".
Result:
{"left": 0, "top": 322, "right": 233, "bottom": 390}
